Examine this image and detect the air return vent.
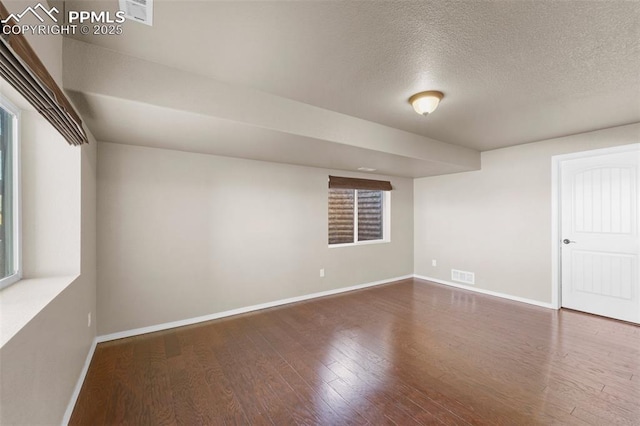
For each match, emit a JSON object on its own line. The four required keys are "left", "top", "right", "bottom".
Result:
{"left": 451, "top": 269, "right": 475, "bottom": 285}
{"left": 119, "top": 0, "right": 153, "bottom": 25}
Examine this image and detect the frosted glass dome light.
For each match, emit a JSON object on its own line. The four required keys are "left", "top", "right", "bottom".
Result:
{"left": 409, "top": 91, "right": 444, "bottom": 115}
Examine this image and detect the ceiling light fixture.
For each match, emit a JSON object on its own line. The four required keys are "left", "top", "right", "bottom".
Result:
{"left": 409, "top": 90, "right": 444, "bottom": 115}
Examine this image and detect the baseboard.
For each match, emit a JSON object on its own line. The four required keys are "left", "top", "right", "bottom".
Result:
{"left": 97, "top": 274, "right": 414, "bottom": 343}
{"left": 413, "top": 274, "right": 555, "bottom": 309}
{"left": 61, "top": 337, "right": 98, "bottom": 425}
{"left": 61, "top": 273, "right": 547, "bottom": 422}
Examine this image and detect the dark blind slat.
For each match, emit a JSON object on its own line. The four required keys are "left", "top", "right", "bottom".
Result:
{"left": 328, "top": 188, "right": 354, "bottom": 244}
{"left": 329, "top": 176, "right": 392, "bottom": 191}
{"left": 357, "top": 190, "right": 383, "bottom": 241}
{"left": 0, "top": 1, "right": 88, "bottom": 146}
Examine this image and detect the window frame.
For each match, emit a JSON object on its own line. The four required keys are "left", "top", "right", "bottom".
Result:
{"left": 0, "top": 95, "right": 22, "bottom": 290}
{"left": 328, "top": 189, "right": 391, "bottom": 248}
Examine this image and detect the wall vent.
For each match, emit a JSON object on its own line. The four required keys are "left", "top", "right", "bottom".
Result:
{"left": 451, "top": 269, "right": 475, "bottom": 285}
{"left": 119, "top": 0, "right": 153, "bottom": 26}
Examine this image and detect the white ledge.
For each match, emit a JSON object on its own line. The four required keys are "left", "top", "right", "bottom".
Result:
{"left": 0, "top": 275, "right": 79, "bottom": 348}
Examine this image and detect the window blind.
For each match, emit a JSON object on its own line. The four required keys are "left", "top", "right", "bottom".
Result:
{"left": 328, "top": 188, "right": 354, "bottom": 245}
{"left": 0, "top": 1, "right": 88, "bottom": 146}
{"left": 357, "top": 190, "right": 383, "bottom": 241}
{"left": 328, "top": 175, "right": 392, "bottom": 191}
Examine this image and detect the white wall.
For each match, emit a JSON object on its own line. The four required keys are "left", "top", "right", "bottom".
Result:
{"left": 414, "top": 123, "right": 640, "bottom": 304}
{"left": 97, "top": 142, "right": 413, "bottom": 335}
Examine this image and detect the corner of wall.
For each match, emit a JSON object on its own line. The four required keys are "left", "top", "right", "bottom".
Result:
{"left": 0, "top": 18, "right": 98, "bottom": 423}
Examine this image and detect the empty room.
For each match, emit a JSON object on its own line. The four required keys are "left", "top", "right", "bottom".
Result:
{"left": 1, "top": 0, "right": 639, "bottom": 424}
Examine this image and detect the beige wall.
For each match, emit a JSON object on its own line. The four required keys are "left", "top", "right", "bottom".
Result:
{"left": 0, "top": 277, "right": 95, "bottom": 424}
{"left": 0, "top": 2, "right": 97, "bottom": 422}
{"left": 21, "top": 111, "right": 81, "bottom": 277}
{"left": 0, "top": 102, "right": 97, "bottom": 424}
{"left": 414, "top": 123, "right": 640, "bottom": 304}
{"left": 97, "top": 142, "right": 413, "bottom": 335}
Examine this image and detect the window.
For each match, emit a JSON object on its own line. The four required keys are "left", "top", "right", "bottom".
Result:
{"left": 0, "top": 98, "right": 20, "bottom": 289}
{"left": 0, "top": 2, "right": 88, "bottom": 146}
{"left": 328, "top": 176, "right": 391, "bottom": 246}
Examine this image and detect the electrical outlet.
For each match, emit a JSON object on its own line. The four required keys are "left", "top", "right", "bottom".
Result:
{"left": 432, "top": 259, "right": 437, "bottom": 267}
{"left": 320, "top": 268, "right": 325, "bottom": 278}
{"left": 88, "top": 312, "right": 91, "bottom": 327}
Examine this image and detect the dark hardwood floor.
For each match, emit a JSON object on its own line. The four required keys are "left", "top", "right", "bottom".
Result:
{"left": 70, "top": 278, "right": 640, "bottom": 425}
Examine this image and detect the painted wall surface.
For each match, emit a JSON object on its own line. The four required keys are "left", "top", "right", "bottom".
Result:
{"left": 0, "top": 102, "right": 97, "bottom": 424}
{"left": 414, "top": 123, "right": 640, "bottom": 304}
{"left": 0, "top": 276, "right": 95, "bottom": 424}
{"left": 0, "top": 3, "right": 97, "bottom": 421}
{"left": 97, "top": 142, "right": 413, "bottom": 335}
{"left": 21, "top": 110, "right": 81, "bottom": 277}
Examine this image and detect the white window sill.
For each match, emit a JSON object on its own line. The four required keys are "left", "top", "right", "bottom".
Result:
{"left": 329, "top": 239, "right": 390, "bottom": 248}
{"left": 0, "top": 275, "right": 79, "bottom": 348}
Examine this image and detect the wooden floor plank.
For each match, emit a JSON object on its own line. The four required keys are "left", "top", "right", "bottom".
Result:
{"left": 71, "top": 279, "right": 640, "bottom": 425}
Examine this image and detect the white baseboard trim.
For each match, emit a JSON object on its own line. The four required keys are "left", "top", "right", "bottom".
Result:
{"left": 60, "top": 273, "right": 549, "bottom": 422}
{"left": 96, "top": 274, "right": 414, "bottom": 343}
{"left": 413, "top": 274, "right": 555, "bottom": 309}
{"left": 61, "top": 337, "right": 98, "bottom": 425}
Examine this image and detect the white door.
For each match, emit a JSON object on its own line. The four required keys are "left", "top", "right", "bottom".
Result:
{"left": 560, "top": 148, "right": 640, "bottom": 323}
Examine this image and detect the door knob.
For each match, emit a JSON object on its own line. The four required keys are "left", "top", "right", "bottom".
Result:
{"left": 562, "top": 239, "right": 576, "bottom": 244}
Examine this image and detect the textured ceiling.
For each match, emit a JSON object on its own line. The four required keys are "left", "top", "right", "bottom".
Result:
{"left": 64, "top": 0, "right": 640, "bottom": 151}
{"left": 63, "top": 38, "right": 480, "bottom": 178}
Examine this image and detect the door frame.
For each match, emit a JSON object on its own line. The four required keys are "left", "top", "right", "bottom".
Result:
{"left": 551, "top": 143, "right": 640, "bottom": 310}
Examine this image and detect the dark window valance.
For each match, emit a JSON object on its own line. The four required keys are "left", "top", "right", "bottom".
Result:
{"left": 0, "top": 1, "right": 88, "bottom": 146}
{"left": 328, "top": 175, "right": 392, "bottom": 191}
